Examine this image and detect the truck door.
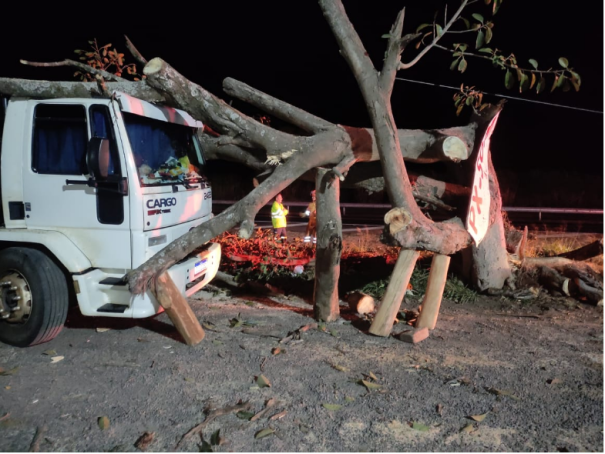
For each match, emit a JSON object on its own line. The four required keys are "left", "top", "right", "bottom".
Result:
{"left": 22, "top": 101, "right": 131, "bottom": 269}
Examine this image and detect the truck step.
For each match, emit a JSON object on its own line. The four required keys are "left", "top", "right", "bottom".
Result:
{"left": 97, "top": 303, "right": 128, "bottom": 313}
{"left": 99, "top": 277, "right": 128, "bottom": 286}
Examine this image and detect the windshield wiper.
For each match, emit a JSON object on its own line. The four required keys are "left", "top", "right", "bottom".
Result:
{"left": 172, "top": 180, "right": 195, "bottom": 190}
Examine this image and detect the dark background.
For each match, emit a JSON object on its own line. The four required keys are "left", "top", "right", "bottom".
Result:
{"left": 1, "top": 1, "right": 602, "bottom": 207}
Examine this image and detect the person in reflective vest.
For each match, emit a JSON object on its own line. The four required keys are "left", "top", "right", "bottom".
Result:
{"left": 271, "top": 193, "right": 289, "bottom": 241}
{"left": 300, "top": 190, "right": 317, "bottom": 244}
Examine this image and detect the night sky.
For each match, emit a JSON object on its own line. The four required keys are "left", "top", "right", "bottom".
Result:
{"left": 2, "top": 1, "right": 602, "bottom": 204}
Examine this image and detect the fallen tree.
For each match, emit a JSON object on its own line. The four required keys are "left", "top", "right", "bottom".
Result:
{"left": 0, "top": 0, "right": 585, "bottom": 325}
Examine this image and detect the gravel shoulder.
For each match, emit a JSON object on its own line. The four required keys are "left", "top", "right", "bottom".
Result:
{"left": 0, "top": 282, "right": 602, "bottom": 452}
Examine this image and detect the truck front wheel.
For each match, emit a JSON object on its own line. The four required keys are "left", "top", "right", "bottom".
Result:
{"left": 0, "top": 248, "right": 69, "bottom": 347}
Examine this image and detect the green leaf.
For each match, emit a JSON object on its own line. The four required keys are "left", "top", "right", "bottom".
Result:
{"left": 436, "top": 24, "right": 443, "bottom": 37}
{"left": 199, "top": 440, "right": 213, "bottom": 452}
{"left": 412, "top": 422, "right": 430, "bottom": 432}
{"left": 254, "top": 428, "right": 275, "bottom": 439}
{"left": 322, "top": 403, "right": 342, "bottom": 411}
{"left": 556, "top": 74, "right": 566, "bottom": 89}
{"left": 461, "top": 17, "right": 470, "bottom": 29}
{"left": 528, "top": 59, "right": 539, "bottom": 69}
{"left": 469, "top": 412, "right": 489, "bottom": 422}
{"left": 485, "top": 27, "right": 493, "bottom": 44}
{"left": 459, "top": 44, "right": 467, "bottom": 52}
{"left": 0, "top": 367, "right": 19, "bottom": 376}
{"left": 456, "top": 104, "right": 464, "bottom": 116}
{"left": 381, "top": 34, "right": 392, "bottom": 39}
{"left": 416, "top": 23, "right": 432, "bottom": 33}
{"left": 530, "top": 73, "right": 537, "bottom": 90}
{"left": 558, "top": 57, "right": 569, "bottom": 68}
{"left": 210, "top": 429, "right": 220, "bottom": 446}
{"left": 570, "top": 71, "right": 582, "bottom": 91}
{"left": 256, "top": 374, "right": 272, "bottom": 388}
{"left": 536, "top": 76, "right": 546, "bottom": 94}
{"left": 493, "top": 0, "right": 502, "bottom": 14}
{"left": 458, "top": 59, "right": 468, "bottom": 73}
{"left": 236, "top": 411, "right": 255, "bottom": 421}
{"left": 472, "top": 13, "right": 484, "bottom": 23}
{"left": 453, "top": 52, "right": 462, "bottom": 57}
{"left": 475, "top": 30, "right": 485, "bottom": 49}
{"left": 504, "top": 69, "right": 514, "bottom": 89}
{"left": 450, "top": 58, "right": 461, "bottom": 71}
{"left": 519, "top": 73, "right": 529, "bottom": 93}
{"left": 360, "top": 379, "right": 382, "bottom": 390}
{"left": 98, "top": 416, "right": 110, "bottom": 430}
{"left": 479, "top": 47, "right": 493, "bottom": 53}
{"left": 329, "top": 330, "right": 339, "bottom": 338}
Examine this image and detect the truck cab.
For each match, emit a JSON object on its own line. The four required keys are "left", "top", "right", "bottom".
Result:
{"left": 0, "top": 92, "right": 221, "bottom": 347}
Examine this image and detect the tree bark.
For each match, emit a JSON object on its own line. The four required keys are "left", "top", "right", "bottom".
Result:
{"left": 471, "top": 156, "right": 512, "bottom": 291}
{"left": 313, "top": 168, "right": 342, "bottom": 322}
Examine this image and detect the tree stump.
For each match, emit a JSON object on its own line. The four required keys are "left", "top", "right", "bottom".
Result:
{"left": 369, "top": 249, "right": 419, "bottom": 337}
{"left": 152, "top": 272, "right": 205, "bottom": 346}
{"left": 415, "top": 254, "right": 451, "bottom": 330}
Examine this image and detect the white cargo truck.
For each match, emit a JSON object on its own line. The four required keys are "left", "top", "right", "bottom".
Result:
{"left": 0, "top": 91, "right": 221, "bottom": 347}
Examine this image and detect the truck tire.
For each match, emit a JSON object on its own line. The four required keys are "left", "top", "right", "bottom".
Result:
{"left": 0, "top": 247, "right": 69, "bottom": 347}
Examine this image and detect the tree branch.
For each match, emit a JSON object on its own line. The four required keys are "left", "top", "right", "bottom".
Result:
{"left": 399, "top": 0, "right": 469, "bottom": 70}
{"left": 0, "top": 77, "right": 167, "bottom": 103}
{"left": 434, "top": 44, "right": 566, "bottom": 75}
{"left": 20, "top": 59, "right": 127, "bottom": 82}
{"left": 319, "top": 0, "right": 378, "bottom": 92}
{"left": 124, "top": 35, "right": 148, "bottom": 66}
{"left": 222, "top": 77, "right": 334, "bottom": 133}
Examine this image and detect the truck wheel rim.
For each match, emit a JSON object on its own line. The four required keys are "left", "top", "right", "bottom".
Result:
{"left": 0, "top": 271, "right": 32, "bottom": 324}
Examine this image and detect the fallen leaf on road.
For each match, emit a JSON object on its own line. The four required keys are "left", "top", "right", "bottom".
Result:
{"left": 43, "top": 350, "right": 57, "bottom": 356}
{"left": 0, "top": 367, "right": 19, "bottom": 376}
{"left": 411, "top": 422, "right": 430, "bottom": 432}
{"left": 485, "top": 387, "right": 520, "bottom": 401}
{"left": 322, "top": 403, "right": 342, "bottom": 411}
{"left": 436, "top": 404, "right": 443, "bottom": 416}
{"left": 50, "top": 356, "right": 64, "bottom": 364}
{"left": 255, "top": 428, "right": 275, "bottom": 439}
{"left": 547, "top": 378, "right": 562, "bottom": 385}
{"left": 210, "top": 429, "right": 220, "bottom": 446}
{"left": 368, "top": 372, "right": 378, "bottom": 381}
{"left": 0, "top": 413, "right": 9, "bottom": 422}
{"left": 251, "top": 398, "right": 276, "bottom": 422}
{"left": 134, "top": 432, "right": 155, "bottom": 450}
{"left": 137, "top": 338, "right": 149, "bottom": 343}
{"left": 271, "top": 348, "right": 283, "bottom": 356}
{"left": 184, "top": 377, "right": 194, "bottom": 383}
{"left": 256, "top": 375, "right": 271, "bottom": 388}
{"left": 345, "top": 396, "right": 355, "bottom": 403}
{"left": 359, "top": 379, "right": 381, "bottom": 390}
{"left": 469, "top": 412, "right": 488, "bottom": 422}
{"left": 212, "top": 340, "right": 223, "bottom": 345}
{"left": 461, "top": 423, "right": 475, "bottom": 433}
{"left": 98, "top": 416, "right": 110, "bottom": 430}
{"left": 269, "top": 410, "right": 287, "bottom": 421}
{"left": 236, "top": 411, "right": 255, "bottom": 421}
{"left": 332, "top": 364, "right": 348, "bottom": 372}
{"left": 96, "top": 328, "right": 110, "bottom": 333}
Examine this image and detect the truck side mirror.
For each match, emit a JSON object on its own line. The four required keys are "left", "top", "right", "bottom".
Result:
{"left": 86, "top": 137, "right": 110, "bottom": 179}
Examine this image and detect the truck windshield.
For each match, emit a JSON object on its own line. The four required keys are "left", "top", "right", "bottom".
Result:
{"left": 122, "top": 112, "right": 206, "bottom": 187}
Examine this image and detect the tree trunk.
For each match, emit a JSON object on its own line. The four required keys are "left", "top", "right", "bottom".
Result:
{"left": 472, "top": 156, "right": 512, "bottom": 291}
{"left": 313, "top": 168, "right": 342, "bottom": 322}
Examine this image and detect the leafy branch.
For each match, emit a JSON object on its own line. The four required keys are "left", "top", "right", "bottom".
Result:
{"left": 73, "top": 38, "right": 144, "bottom": 81}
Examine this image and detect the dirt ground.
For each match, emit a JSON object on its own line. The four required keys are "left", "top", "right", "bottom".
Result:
{"left": 0, "top": 232, "right": 603, "bottom": 452}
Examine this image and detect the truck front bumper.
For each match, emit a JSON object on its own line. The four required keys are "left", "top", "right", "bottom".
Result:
{"left": 73, "top": 242, "right": 221, "bottom": 318}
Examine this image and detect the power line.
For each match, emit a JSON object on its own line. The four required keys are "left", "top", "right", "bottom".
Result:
{"left": 395, "top": 77, "right": 603, "bottom": 114}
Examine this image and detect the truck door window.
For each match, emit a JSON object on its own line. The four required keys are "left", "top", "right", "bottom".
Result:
{"left": 89, "top": 105, "right": 120, "bottom": 176}
{"left": 32, "top": 104, "right": 88, "bottom": 175}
